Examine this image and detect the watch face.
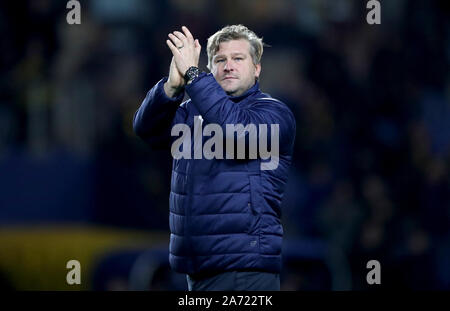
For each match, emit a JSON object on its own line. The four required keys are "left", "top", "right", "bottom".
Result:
{"left": 185, "top": 67, "right": 199, "bottom": 82}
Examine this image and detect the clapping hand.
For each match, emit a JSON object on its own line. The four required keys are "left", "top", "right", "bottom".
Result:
{"left": 164, "top": 26, "right": 201, "bottom": 98}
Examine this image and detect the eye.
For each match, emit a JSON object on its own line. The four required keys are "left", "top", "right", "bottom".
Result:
{"left": 216, "top": 59, "right": 225, "bottom": 63}
{"left": 234, "top": 57, "right": 243, "bottom": 61}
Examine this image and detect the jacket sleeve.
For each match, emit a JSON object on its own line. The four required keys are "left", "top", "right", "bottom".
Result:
{"left": 185, "top": 73, "right": 296, "bottom": 155}
{"left": 133, "top": 77, "right": 187, "bottom": 149}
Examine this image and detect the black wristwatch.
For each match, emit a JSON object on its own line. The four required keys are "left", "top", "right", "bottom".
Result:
{"left": 184, "top": 66, "right": 200, "bottom": 84}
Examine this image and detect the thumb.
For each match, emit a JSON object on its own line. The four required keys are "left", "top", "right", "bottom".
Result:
{"left": 195, "top": 39, "right": 201, "bottom": 52}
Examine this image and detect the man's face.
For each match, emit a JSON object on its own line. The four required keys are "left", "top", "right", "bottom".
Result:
{"left": 211, "top": 39, "right": 261, "bottom": 97}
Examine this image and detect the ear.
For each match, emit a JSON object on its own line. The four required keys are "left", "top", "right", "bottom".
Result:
{"left": 255, "top": 63, "right": 261, "bottom": 79}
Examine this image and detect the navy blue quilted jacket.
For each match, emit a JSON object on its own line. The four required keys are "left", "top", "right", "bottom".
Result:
{"left": 133, "top": 72, "right": 296, "bottom": 276}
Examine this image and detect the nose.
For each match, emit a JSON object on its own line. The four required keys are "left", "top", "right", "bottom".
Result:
{"left": 223, "top": 61, "right": 233, "bottom": 72}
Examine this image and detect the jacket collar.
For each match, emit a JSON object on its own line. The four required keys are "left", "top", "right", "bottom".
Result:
{"left": 228, "top": 81, "right": 260, "bottom": 103}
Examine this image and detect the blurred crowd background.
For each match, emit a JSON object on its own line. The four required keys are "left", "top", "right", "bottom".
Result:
{"left": 0, "top": 0, "right": 449, "bottom": 290}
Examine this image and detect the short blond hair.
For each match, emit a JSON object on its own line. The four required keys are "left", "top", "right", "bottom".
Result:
{"left": 206, "top": 24, "right": 264, "bottom": 70}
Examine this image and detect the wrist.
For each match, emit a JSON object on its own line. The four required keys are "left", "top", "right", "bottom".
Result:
{"left": 163, "top": 81, "right": 183, "bottom": 98}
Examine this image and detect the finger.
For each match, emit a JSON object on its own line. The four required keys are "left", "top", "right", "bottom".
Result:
{"left": 195, "top": 39, "right": 201, "bottom": 53}
{"left": 166, "top": 39, "right": 180, "bottom": 56}
{"left": 173, "top": 31, "right": 187, "bottom": 44}
{"left": 168, "top": 33, "right": 183, "bottom": 48}
{"left": 182, "top": 26, "right": 194, "bottom": 43}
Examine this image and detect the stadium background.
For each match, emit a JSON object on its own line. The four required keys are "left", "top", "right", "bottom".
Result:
{"left": 0, "top": 0, "right": 449, "bottom": 290}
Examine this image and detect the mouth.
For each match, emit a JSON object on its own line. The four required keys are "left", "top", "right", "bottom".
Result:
{"left": 223, "top": 76, "right": 237, "bottom": 80}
